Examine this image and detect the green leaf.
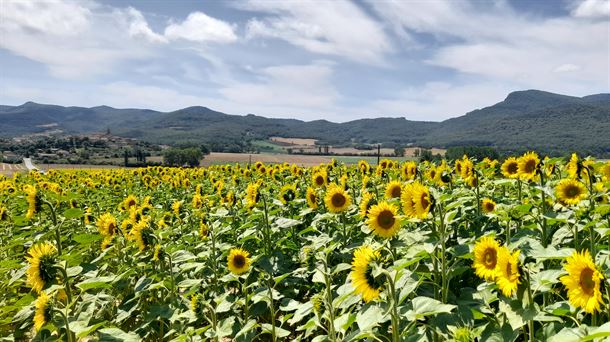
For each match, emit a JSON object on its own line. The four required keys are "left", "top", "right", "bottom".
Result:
{"left": 76, "top": 276, "right": 114, "bottom": 291}
{"left": 356, "top": 304, "right": 386, "bottom": 331}
{"left": 405, "top": 297, "right": 456, "bottom": 321}
{"left": 582, "top": 322, "right": 610, "bottom": 341}
{"left": 62, "top": 208, "right": 83, "bottom": 219}
{"left": 73, "top": 234, "right": 102, "bottom": 245}
{"left": 98, "top": 327, "right": 141, "bottom": 341}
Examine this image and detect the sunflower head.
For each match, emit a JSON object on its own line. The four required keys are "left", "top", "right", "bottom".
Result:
{"left": 495, "top": 248, "right": 521, "bottom": 297}
{"left": 0, "top": 205, "right": 8, "bottom": 222}
{"left": 359, "top": 191, "right": 375, "bottom": 218}
{"left": 122, "top": 195, "right": 138, "bottom": 211}
{"left": 26, "top": 242, "right": 58, "bottom": 293}
{"left": 24, "top": 185, "right": 42, "bottom": 220}
{"left": 246, "top": 182, "right": 261, "bottom": 209}
{"left": 279, "top": 184, "right": 297, "bottom": 205}
{"left": 473, "top": 236, "right": 501, "bottom": 281}
{"left": 312, "top": 171, "right": 328, "bottom": 188}
{"left": 517, "top": 151, "right": 540, "bottom": 181}
{"left": 401, "top": 161, "right": 417, "bottom": 180}
{"left": 501, "top": 157, "right": 520, "bottom": 179}
{"left": 555, "top": 179, "right": 588, "bottom": 206}
{"left": 412, "top": 183, "right": 434, "bottom": 219}
{"left": 324, "top": 183, "right": 352, "bottom": 213}
{"left": 560, "top": 250, "right": 604, "bottom": 313}
{"left": 385, "top": 180, "right": 402, "bottom": 199}
{"left": 481, "top": 198, "right": 496, "bottom": 214}
{"left": 351, "top": 246, "right": 384, "bottom": 302}
{"left": 306, "top": 187, "right": 318, "bottom": 209}
{"left": 366, "top": 202, "right": 401, "bottom": 238}
{"left": 34, "top": 292, "right": 53, "bottom": 331}
{"left": 192, "top": 194, "right": 203, "bottom": 209}
{"left": 228, "top": 248, "right": 251, "bottom": 275}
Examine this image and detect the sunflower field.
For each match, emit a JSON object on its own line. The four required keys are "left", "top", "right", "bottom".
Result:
{"left": 1, "top": 152, "right": 610, "bottom": 341}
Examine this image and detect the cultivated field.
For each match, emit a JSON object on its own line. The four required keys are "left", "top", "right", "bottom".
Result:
{"left": 2, "top": 153, "right": 610, "bottom": 341}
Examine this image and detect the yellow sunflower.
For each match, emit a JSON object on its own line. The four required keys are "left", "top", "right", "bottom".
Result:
{"left": 306, "top": 187, "right": 318, "bottom": 209}
{"left": 122, "top": 194, "right": 138, "bottom": 211}
{"left": 359, "top": 191, "right": 375, "bottom": 218}
{"left": 324, "top": 183, "right": 352, "bottom": 213}
{"left": 501, "top": 157, "right": 520, "bottom": 179}
{"left": 385, "top": 180, "right": 402, "bottom": 199}
{"left": 199, "top": 219, "right": 209, "bottom": 239}
{"left": 192, "top": 194, "right": 203, "bottom": 209}
{"left": 24, "top": 185, "right": 41, "bottom": 220}
{"left": 473, "top": 236, "right": 501, "bottom": 281}
{"left": 517, "top": 151, "right": 540, "bottom": 181}
{"left": 599, "top": 161, "right": 610, "bottom": 181}
{"left": 401, "top": 161, "right": 417, "bottom": 180}
{"left": 97, "top": 213, "right": 117, "bottom": 250}
{"left": 312, "top": 171, "right": 328, "bottom": 188}
{"left": 555, "top": 179, "right": 587, "bottom": 206}
{"left": 460, "top": 157, "right": 474, "bottom": 179}
{"left": 560, "top": 250, "right": 604, "bottom": 313}
{"left": 481, "top": 198, "right": 496, "bottom": 214}
{"left": 26, "top": 242, "right": 58, "bottom": 293}
{"left": 412, "top": 183, "right": 433, "bottom": 219}
{"left": 566, "top": 153, "right": 580, "bottom": 179}
{"left": 0, "top": 205, "right": 8, "bottom": 221}
{"left": 246, "top": 182, "right": 261, "bottom": 209}
{"left": 401, "top": 182, "right": 417, "bottom": 218}
{"left": 358, "top": 160, "right": 371, "bottom": 174}
{"left": 34, "top": 292, "right": 52, "bottom": 331}
{"left": 227, "top": 248, "right": 251, "bottom": 275}
{"left": 366, "top": 202, "right": 401, "bottom": 238}
{"left": 350, "top": 246, "right": 383, "bottom": 303}
{"left": 495, "top": 247, "right": 521, "bottom": 297}
{"left": 279, "top": 184, "right": 297, "bottom": 205}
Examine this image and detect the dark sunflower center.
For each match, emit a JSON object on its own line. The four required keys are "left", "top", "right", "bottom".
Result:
{"left": 316, "top": 176, "right": 324, "bottom": 186}
{"left": 430, "top": 170, "right": 436, "bottom": 179}
{"left": 485, "top": 203, "right": 495, "bottom": 212}
{"left": 420, "top": 193, "right": 430, "bottom": 210}
{"left": 233, "top": 255, "right": 246, "bottom": 268}
{"left": 377, "top": 210, "right": 395, "bottom": 229}
{"left": 391, "top": 186, "right": 401, "bottom": 198}
{"left": 108, "top": 222, "right": 116, "bottom": 235}
{"left": 283, "top": 190, "right": 295, "bottom": 202}
{"left": 507, "top": 163, "right": 518, "bottom": 174}
{"left": 40, "top": 255, "right": 57, "bottom": 283}
{"left": 332, "top": 193, "right": 346, "bottom": 208}
{"left": 580, "top": 268, "right": 595, "bottom": 295}
{"left": 364, "top": 264, "right": 383, "bottom": 290}
{"left": 127, "top": 199, "right": 136, "bottom": 207}
{"left": 524, "top": 160, "right": 536, "bottom": 173}
{"left": 484, "top": 248, "right": 497, "bottom": 268}
{"left": 565, "top": 185, "right": 581, "bottom": 198}
{"left": 309, "top": 193, "right": 316, "bottom": 203}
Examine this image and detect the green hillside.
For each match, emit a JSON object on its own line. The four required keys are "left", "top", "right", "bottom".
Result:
{"left": 1, "top": 90, "right": 609, "bottom": 157}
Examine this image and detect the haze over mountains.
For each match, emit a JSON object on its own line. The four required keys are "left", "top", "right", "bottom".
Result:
{"left": 1, "top": 90, "right": 609, "bottom": 157}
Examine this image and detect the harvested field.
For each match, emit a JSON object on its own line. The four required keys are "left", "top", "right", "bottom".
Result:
{"left": 201, "top": 152, "right": 332, "bottom": 166}
{"left": 269, "top": 137, "right": 317, "bottom": 145}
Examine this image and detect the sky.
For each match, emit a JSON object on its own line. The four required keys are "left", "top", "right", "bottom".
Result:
{"left": 0, "top": 0, "right": 609, "bottom": 122}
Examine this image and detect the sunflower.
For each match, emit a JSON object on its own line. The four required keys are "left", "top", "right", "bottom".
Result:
{"left": 96, "top": 213, "right": 117, "bottom": 250}
{"left": 495, "top": 247, "right": 521, "bottom": 297}
{"left": 401, "top": 182, "right": 418, "bottom": 218}
{"left": 473, "top": 236, "right": 501, "bottom": 281}
{"left": 412, "top": 183, "right": 433, "bottom": 219}
{"left": 555, "top": 179, "right": 587, "bottom": 206}
{"left": 351, "top": 246, "right": 383, "bottom": 302}
{"left": 0, "top": 205, "right": 8, "bottom": 221}
{"left": 384, "top": 180, "right": 402, "bottom": 199}
{"left": 425, "top": 168, "right": 438, "bottom": 183}
{"left": 24, "top": 185, "right": 42, "bottom": 220}
{"left": 501, "top": 157, "right": 520, "bottom": 179}
{"left": 324, "top": 183, "right": 352, "bottom": 213}
{"left": 481, "top": 198, "right": 496, "bottom": 214}
{"left": 279, "top": 184, "right": 297, "bottom": 205}
{"left": 122, "top": 194, "right": 138, "bottom": 211}
{"left": 34, "top": 292, "right": 52, "bottom": 331}
{"left": 460, "top": 157, "right": 474, "bottom": 179}
{"left": 560, "top": 250, "right": 604, "bottom": 313}
{"left": 227, "top": 248, "right": 251, "bottom": 275}
{"left": 566, "top": 153, "right": 580, "bottom": 179}
{"left": 600, "top": 161, "right": 610, "bottom": 181}
{"left": 517, "top": 152, "right": 540, "bottom": 181}
{"left": 306, "top": 187, "right": 318, "bottom": 209}
{"left": 358, "top": 160, "right": 371, "bottom": 174}
{"left": 199, "top": 219, "right": 209, "bottom": 239}
{"left": 246, "top": 182, "right": 261, "bottom": 209}
{"left": 153, "top": 244, "right": 163, "bottom": 261}
{"left": 401, "top": 161, "right": 417, "bottom": 180}
{"left": 192, "top": 194, "right": 203, "bottom": 209}
{"left": 359, "top": 191, "right": 375, "bottom": 218}
{"left": 312, "top": 171, "right": 328, "bottom": 188}
{"left": 129, "top": 220, "right": 150, "bottom": 251}
{"left": 26, "top": 242, "right": 58, "bottom": 293}
{"left": 366, "top": 202, "right": 401, "bottom": 238}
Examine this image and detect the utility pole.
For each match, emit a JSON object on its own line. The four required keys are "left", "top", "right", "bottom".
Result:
{"left": 377, "top": 144, "right": 380, "bottom": 166}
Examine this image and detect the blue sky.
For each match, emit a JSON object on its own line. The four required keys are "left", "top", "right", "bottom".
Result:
{"left": 0, "top": 0, "right": 608, "bottom": 122}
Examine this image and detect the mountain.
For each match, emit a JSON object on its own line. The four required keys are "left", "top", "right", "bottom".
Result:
{"left": 1, "top": 89, "right": 609, "bottom": 156}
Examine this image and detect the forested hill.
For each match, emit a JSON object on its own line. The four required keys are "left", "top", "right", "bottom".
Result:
{"left": 1, "top": 89, "right": 609, "bottom": 156}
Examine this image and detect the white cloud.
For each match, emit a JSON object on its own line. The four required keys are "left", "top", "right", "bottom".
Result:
{"left": 0, "top": 0, "right": 91, "bottom": 36}
{"left": 165, "top": 12, "right": 237, "bottom": 43}
{"left": 554, "top": 63, "right": 582, "bottom": 73}
{"left": 241, "top": 0, "right": 392, "bottom": 64}
{"left": 118, "top": 7, "right": 167, "bottom": 43}
{"left": 571, "top": 0, "right": 610, "bottom": 18}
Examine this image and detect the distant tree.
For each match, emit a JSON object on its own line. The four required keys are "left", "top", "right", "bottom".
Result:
{"left": 446, "top": 146, "right": 499, "bottom": 161}
{"left": 163, "top": 147, "right": 203, "bottom": 167}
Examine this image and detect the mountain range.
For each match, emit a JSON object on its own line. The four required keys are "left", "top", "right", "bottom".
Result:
{"left": 1, "top": 89, "right": 609, "bottom": 157}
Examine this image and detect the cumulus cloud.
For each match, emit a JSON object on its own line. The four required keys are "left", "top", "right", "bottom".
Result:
{"left": 241, "top": 0, "right": 392, "bottom": 64}
{"left": 165, "top": 12, "right": 237, "bottom": 43}
{"left": 118, "top": 7, "right": 167, "bottom": 43}
{"left": 571, "top": 0, "right": 610, "bottom": 18}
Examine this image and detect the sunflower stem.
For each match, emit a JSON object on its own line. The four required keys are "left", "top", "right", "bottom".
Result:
{"left": 261, "top": 194, "right": 272, "bottom": 256}
{"left": 266, "top": 274, "right": 277, "bottom": 342}
{"left": 243, "top": 275, "right": 250, "bottom": 324}
{"left": 475, "top": 172, "right": 481, "bottom": 217}
{"left": 54, "top": 308, "right": 73, "bottom": 342}
{"left": 44, "top": 201, "right": 62, "bottom": 256}
{"left": 526, "top": 268, "right": 535, "bottom": 342}
{"left": 386, "top": 271, "right": 400, "bottom": 342}
{"left": 436, "top": 203, "right": 448, "bottom": 304}
{"left": 323, "top": 252, "right": 337, "bottom": 341}
{"left": 539, "top": 171, "right": 548, "bottom": 248}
